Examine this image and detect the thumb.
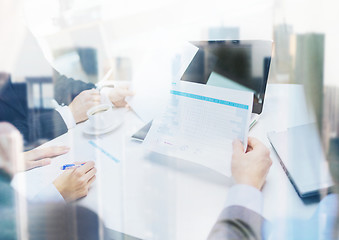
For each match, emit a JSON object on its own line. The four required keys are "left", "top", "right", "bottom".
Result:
{"left": 232, "top": 140, "right": 244, "bottom": 155}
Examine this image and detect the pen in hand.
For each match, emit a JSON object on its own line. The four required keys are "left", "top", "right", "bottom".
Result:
{"left": 60, "top": 163, "right": 85, "bottom": 170}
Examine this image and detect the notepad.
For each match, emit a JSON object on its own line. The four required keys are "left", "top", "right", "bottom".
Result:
{"left": 143, "top": 81, "right": 253, "bottom": 176}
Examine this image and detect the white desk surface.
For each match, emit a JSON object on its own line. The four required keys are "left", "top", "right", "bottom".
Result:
{"left": 12, "top": 83, "right": 319, "bottom": 240}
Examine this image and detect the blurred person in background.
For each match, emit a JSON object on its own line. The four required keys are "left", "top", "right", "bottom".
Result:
{"left": 0, "top": 122, "right": 97, "bottom": 203}
{"left": 0, "top": 122, "right": 105, "bottom": 240}
{"left": 0, "top": 71, "right": 133, "bottom": 148}
{"left": 0, "top": 0, "right": 133, "bottom": 148}
{"left": 207, "top": 78, "right": 339, "bottom": 239}
{"left": 0, "top": 121, "right": 141, "bottom": 240}
{"left": 208, "top": 137, "right": 339, "bottom": 240}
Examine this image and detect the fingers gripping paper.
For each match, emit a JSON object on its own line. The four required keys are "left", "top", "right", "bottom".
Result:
{"left": 143, "top": 81, "right": 253, "bottom": 176}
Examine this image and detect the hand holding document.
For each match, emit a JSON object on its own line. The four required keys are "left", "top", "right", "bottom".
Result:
{"left": 143, "top": 81, "right": 253, "bottom": 176}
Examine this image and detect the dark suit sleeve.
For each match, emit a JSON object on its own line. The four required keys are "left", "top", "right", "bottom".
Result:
{"left": 53, "top": 71, "right": 96, "bottom": 105}
{"left": 9, "top": 110, "right": 68, "bottom": 146}
{"left": 2, "top": 108, "right": 68, "bottom": 147}
{"left": 0, "top": 75, "right": 68, "bottom": 145}
{"left": 208, "top": 206, "right": 265, "bottom": 240}
{"left": 27, "top": 109, "right": 68, "bottom": 142}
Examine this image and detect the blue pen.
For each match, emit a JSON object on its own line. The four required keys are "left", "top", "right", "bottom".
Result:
{"left": 60, "top": 163, "right": 85, "bottom": 170}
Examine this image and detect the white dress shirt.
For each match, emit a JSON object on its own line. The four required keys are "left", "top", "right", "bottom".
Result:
{"left": 55, "top": 105, "right": 76, "bottom": 129}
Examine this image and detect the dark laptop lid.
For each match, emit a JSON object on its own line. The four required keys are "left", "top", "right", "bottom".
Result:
{"left": 180, "top": 40, "right": 273, "bottom": 114}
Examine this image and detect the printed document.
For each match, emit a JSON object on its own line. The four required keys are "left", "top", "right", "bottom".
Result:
{"left": 143, "top": 81, "right": 253, "bottom": 176}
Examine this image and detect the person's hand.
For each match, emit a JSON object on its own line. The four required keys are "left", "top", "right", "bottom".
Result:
{"left": 231, "top": 137, "right": 272, "bottom": 190}
{"left": 107, "top": 86, "right": 134, "bottom": 107}
{"left": 0, "top": 123, "right": 70, "bottom": 174}
{"left": 53, "top": 161, "right": 97, "bottom": 202}
{"left": 23, "top": 146, "right": 70, "bottom": 171}
{"left": 69, "top": 89, "right": 101, "bottom": 123}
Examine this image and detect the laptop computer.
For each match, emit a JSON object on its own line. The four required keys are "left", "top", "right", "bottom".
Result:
{"left": 132, "top": 40, "right": 273, "bottom": 141}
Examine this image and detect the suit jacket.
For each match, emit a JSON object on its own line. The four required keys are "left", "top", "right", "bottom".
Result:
{"left": 1, "top": 170, "right": 142, "bottom": 240}
{"left": 0, "top": 170, "right": 108, "bottom": 240}
{"left": 0, "top": 72, "right": 95, "bottom": 146}
{"left": 208, "top": 195, "right": 339, "bottom": 240}
{"left": 207, "top": 206, "right": 265, "bottom": 240}
{"left": 53, "top": 71, "right": 95, "bottom": 106}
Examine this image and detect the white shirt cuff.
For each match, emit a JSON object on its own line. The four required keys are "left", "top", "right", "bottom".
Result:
{"left": 32, "top": 183, "right": 65, "bottom": 203}
{"left": 225, "top": 184, "right": 263, "bottom": 215}
{"left": 55, "top": 106, "right": 76, "bottom": 129}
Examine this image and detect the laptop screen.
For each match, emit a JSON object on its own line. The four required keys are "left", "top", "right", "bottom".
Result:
{"left": 180, "top": 40, "right": 273, "bottom": 114}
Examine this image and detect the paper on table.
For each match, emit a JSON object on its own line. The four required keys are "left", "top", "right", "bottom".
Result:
{"left": 143, "top": 81, "right": 253, "bottom": 176}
